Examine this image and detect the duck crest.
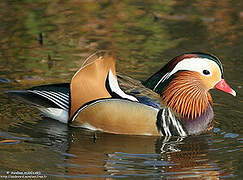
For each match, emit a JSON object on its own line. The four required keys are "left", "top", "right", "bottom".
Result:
{"left": 142, "top": 54, "right": 199, "bottom": 93}
{"left": 161, "top": 71, "right": 213, "bottom": 120}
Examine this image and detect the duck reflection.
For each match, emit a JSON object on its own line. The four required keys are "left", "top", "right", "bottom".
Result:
{"left": 66, "top": 128, "right": 224, "bottom": 179}
{"left": 9, "top": 118, "right": 227, "bottom": 179}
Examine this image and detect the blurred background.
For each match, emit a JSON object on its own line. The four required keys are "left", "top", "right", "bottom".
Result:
{"left": 0, "top": 0, "right": 242, "bottom": 179}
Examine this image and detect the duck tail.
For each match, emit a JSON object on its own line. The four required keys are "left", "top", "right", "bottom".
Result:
{"left": 5, "top": 83, "right": 70, "bottom": 123}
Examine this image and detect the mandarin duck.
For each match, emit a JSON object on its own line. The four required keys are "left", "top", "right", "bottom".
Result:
{"left": 7, "top": 51, "right": 236, "bottom": 136}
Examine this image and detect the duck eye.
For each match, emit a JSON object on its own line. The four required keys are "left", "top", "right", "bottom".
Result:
{"left": 203, "top": 70, "right": 210, "bottom": 75}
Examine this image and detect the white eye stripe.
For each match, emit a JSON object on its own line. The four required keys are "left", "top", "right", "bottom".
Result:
{"left": 153, "top": 57, "right": 221, "bottom": 91}
{"left": 170, "top": 58, "right": 218, "bottom": 76}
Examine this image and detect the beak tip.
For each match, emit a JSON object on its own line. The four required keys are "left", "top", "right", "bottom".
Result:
{"left": 231, "top": 89, "right": 237, "bottom": 97}
{"left": 214, "top": 79, "right": 236, "bottom": 97}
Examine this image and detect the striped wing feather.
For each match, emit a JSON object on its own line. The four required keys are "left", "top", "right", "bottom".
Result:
{"left": 6, "top": 83, "right": 70, "bottom": 110}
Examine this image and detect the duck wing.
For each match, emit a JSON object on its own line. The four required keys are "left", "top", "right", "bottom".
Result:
{"left": 6, "top": 83, "right": 70, "bottom": 123}
{"left": 117, "top": 74, "right": 162, "bottom": 109}
{"left": 6, "top": 83, "right": 70, "bottom": 110}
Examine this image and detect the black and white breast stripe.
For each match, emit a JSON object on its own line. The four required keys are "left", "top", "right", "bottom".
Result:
{"left": 28, "top": 90, "right": 69, "bottom": 110}
{"left": 157, "top": 108, "right": 187, "bottom": 136}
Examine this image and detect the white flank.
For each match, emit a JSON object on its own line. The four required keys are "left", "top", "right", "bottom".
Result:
{"left": 38, "top": 107, "right": 69, "bottom": 123}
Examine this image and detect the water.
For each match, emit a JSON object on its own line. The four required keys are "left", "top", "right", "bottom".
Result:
{"left": 0, "top": 0, "right": 242, "bottom": 179}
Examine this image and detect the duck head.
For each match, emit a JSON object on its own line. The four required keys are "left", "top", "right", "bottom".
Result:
{"left": 143, "top": 53, "right": 236, "bottom": 120}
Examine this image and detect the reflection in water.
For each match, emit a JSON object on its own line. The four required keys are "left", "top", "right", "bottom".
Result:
{"left": 7, "top": 118, "right": 227, "bottom": 179}
{"left": 0, "top": 0, "right": 242, "bottom": 179}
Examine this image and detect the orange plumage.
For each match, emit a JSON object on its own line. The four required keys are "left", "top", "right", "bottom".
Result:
{"left": 161, "top": 71, "right": 213, "bottom": 119}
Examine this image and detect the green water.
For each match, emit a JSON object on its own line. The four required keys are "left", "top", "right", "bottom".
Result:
{"left": 0, "top": 0, "right": 242, "bottom": 179}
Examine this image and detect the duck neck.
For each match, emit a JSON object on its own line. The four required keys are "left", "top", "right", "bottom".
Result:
{"left": 184, "top": 105, "right": 214, "bottom": 135}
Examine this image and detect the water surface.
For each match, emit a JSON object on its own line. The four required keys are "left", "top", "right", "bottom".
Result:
{"left": 0, "top": 0, "right": 242, "bottom": 179}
